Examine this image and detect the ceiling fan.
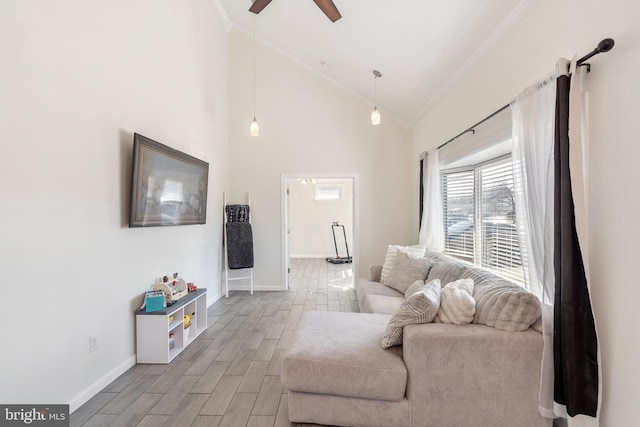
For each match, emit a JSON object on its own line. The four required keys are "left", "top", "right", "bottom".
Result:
{"left": 249, "top": 0, "right": 342, "bottom": 22}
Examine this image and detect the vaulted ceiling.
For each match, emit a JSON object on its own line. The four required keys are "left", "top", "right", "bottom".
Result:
{"left": 218, "top": 0, "right": 537, "bottom": 125}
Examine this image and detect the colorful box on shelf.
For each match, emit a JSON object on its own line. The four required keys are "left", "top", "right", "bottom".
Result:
{"left": 151, "top": 277, "right": 189, "bottom": 305}
{"left": 145, "top": 290, "right": 166, "bottom": 313}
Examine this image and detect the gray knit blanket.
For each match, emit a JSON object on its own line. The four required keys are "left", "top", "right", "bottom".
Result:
{"left": 226, "top": 204, "right": 250, "bottom": 223}
{"left": 226, "top": 222, "right": 254, "bottom": 269}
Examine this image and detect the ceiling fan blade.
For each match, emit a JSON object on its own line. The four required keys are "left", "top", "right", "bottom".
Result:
{"left": 313, "top": 0, "right": 342, "bottom": 22}
{"left": 249, "top": 0, "right": 273, "bottom": 14}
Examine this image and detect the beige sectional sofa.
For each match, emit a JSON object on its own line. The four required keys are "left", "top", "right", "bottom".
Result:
{"left": 281, "top": 249, "right": 550, "bottom": 427}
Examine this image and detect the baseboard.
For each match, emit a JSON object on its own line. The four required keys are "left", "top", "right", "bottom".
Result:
{"left": 69, "top": 355, "right": 136, "bottom": 413}
{"left": 207, "top": 290, "right": 223, "bottom": 307}
{"left": 68, "top": 287, "right": 279, "bottom": 412}
{"left": 70, "top": 290, "right": 222, "bottom": 414}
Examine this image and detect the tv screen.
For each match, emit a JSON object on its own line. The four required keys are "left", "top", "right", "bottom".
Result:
{"left": 129, "top": 133, "right": 209, "bottom": 227}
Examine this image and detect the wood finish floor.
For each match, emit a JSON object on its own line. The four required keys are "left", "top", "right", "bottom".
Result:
{"left": 71, "top": 258, "right": 358, "bottom": 427}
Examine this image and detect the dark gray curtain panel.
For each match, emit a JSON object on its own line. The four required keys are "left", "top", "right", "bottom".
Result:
{"left": 553, "top": 73, "right": 599, "bottom": 417}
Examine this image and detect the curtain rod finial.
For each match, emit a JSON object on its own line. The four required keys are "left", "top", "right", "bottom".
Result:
{"left": 597, "top": 38, "right": 615, "bottom": 53}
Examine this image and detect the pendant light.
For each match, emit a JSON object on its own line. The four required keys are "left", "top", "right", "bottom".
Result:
{"left": 250, "top": 13, "right": 260, "bottom": 136}
{"left": 250, "top": 118, "right": 259, "bottom": 137}
{"left": 371, "top": 70, "right": 382, "bottom": 125}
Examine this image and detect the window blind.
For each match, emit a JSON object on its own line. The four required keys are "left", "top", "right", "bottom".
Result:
{"left": 441, "top": 155, "right": 525, "bottom": 284}
{"left": 442, "top": 170, "right": 475, "bottom": 260}
{"left": 478, "top": 158, "right": 524, "bottom": 283}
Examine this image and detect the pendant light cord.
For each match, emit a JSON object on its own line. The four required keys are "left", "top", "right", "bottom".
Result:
{"left": 374, "top": 74, "right": 377, "bottom": 108}
{"left": 252, "top": 14, "right": 256, "bottom": 120}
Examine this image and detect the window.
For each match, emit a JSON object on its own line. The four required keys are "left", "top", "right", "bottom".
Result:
{"left": 315, "top": 184, "right": 343, "bottom": 202}
{"left": 442, "top": 155, "right": 524, "bottom": 283}
{"left": 442, "top": 170, "right": 474, "bottom": 259}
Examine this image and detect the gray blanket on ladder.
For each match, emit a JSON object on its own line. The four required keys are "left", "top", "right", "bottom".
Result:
{"left": 225, "top": 204, "right": 254, "bottom": 269}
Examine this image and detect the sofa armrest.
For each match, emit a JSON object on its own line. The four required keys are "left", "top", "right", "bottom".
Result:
{"left": 402, "top": 323, "right": 549, "bottom": 427}
{"left": 369, "top": 265, "right": 383, "bottom": 282}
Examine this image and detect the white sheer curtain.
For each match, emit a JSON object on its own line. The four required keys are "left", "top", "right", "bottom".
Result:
{"left": 418, "top": 149, "right": 444, "bottom": 251}
{"left": 563, "top": 58, "right": 602, "bottom": 427}
{"left": 513, "top": 59, "right": 601, "bottom": 426}
{"left": 510, "top": 73, "right": 557, "bottom": 418}
{"left": 568, "top": 61, "right": 591, "bottom": 285}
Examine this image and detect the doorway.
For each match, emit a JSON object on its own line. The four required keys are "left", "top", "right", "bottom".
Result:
{"left": 281, "top": 174, "right": 359, "bottom": 291}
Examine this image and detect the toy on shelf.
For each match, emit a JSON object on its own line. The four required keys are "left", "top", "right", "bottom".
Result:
{"left": 141, "top": 289, "right": 166, "bottom": 313}
{"left": 183, "top": 312, "right": 195, "bottom": 340}
{"left": 152, "top": 273, "right": 188, "bottom": 305}
{"left": 183, "top": 312, "right": 195, "bottom": 328}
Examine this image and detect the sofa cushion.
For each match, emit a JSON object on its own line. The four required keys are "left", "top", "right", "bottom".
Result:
{"left": 355, "top": 279, "right": 404, "bottom": 313}
{"left": 427, "top": 260, "right": 473, "bottom": 286}
{"left": 464, "top": 267, "right": 541, "bottom": 331}
{"left": 435, "top": 278, "right": 476, "bottom": 324}
{"left": 288, "top": 391, "right": 410, "bottom": 427}
{"left": 369, "top": 264, "right": 383, "bottom": 282}
{"left": 380, "top": 244, "right": 426, "bottom": 284}
{"left": 384, "top": 249, "right": 432, "bottom": 294}
{"left": 427, "top": 259, "right": 541, "bottom": 331}
{"left": 282, "top": 312, "right": 407, "bottom": 402}
{"left": 367, "top": 295, "right": 405, "bottom": 314}
{"left": 382, "top": 280, "right": 442, "bottom": 348}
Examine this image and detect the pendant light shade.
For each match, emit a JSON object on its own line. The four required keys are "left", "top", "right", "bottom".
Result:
{"left": 371, "top": 107, "right": 380, "bottom": 125}
{"left": 250, "top": 118, "right": 260, "bottom": 136}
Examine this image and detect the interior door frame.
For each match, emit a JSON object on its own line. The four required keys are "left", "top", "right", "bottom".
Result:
{"left": 281, "top": 173, "right": 359, "bottom": 291}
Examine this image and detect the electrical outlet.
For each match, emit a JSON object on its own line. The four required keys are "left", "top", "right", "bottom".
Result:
{"left": 89, "top": 335, "right": 98, "bottom": 353}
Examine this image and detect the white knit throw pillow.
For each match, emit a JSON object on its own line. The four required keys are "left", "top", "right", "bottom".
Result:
{"left": 435, "top": 278, "right": 476, "bottom": 324}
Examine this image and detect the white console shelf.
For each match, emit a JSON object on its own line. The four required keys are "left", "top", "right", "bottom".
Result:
{"left": 136, "top": 288, "right": 207, "bottom": 364}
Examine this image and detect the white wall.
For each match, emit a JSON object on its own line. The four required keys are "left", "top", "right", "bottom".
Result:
{"left": 227, "top": 28, "right": 413, "bottom": 287}
{"left": 0, "top": 0, "right": 229, "bottom": 411}
{"left": 411, "top": 0, "right": 640, "bottom": 424}
{"left": 289, "top": 179, "right": 353, "bottom": 258}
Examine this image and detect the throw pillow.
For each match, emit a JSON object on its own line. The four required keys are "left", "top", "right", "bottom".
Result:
{"left": 384, "top": 249, "right": 432, "bottom": 294}
{"left": 405, "top": 278, "right": 441, "bottom": 298}
{"left": 381, "top": 279, "right": 441, "bottom": 348}
{"left": 435, "top": 278, "right": 476, "bottom": 324}
{"left": 473, "top": 281, "right": 542, "bottom": 332}
{"left": 462, "top": 266, "right": 542, "bottom": 331}
{"left": 427, "top": 261, "right": 473, "bottom": 288}
{"left": 380, "top": 244, "right": 426, "bottom": 284}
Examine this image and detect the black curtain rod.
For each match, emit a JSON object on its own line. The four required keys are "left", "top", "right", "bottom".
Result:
{"left": 437, "top": 38, "right": 615, "bottom": 151}
{"left": 437, "top": 103, "right": 510, "bottom": 150}
{"left": 576, "top": 38, "right": 615, "bottom": 67}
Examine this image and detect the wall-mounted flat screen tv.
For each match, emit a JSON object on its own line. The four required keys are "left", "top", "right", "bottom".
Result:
{"left": 129, "top": 133, "right": 209, "bottom": 227}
